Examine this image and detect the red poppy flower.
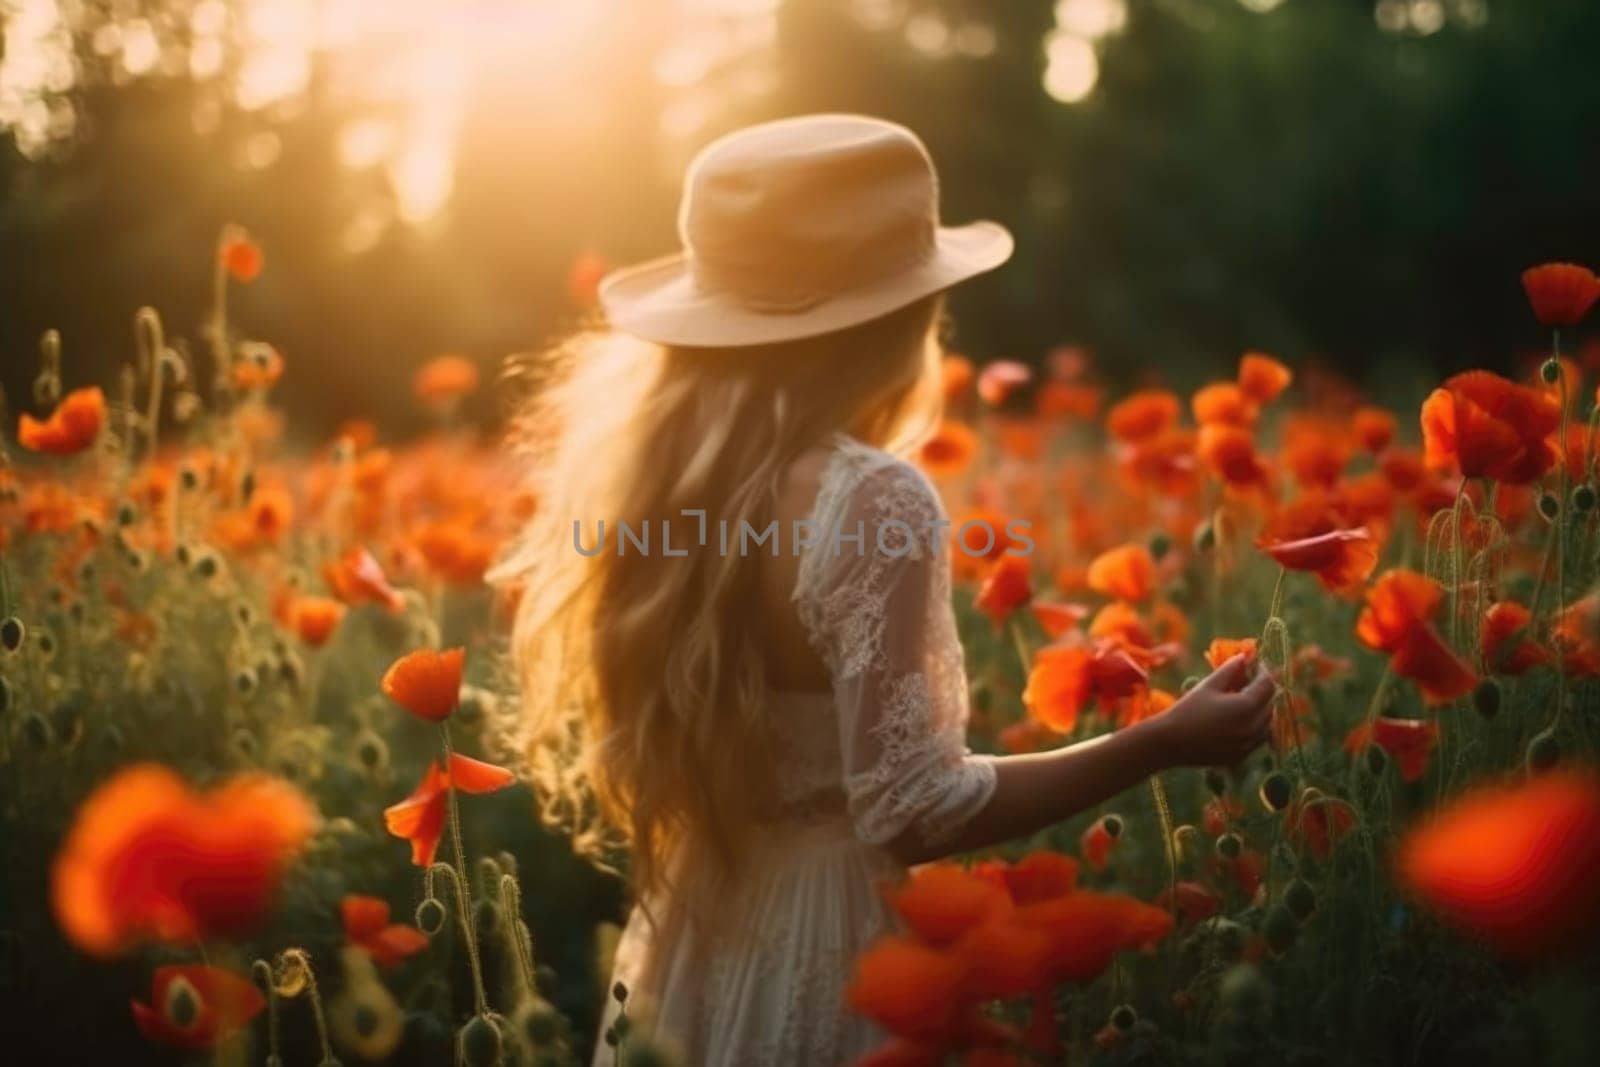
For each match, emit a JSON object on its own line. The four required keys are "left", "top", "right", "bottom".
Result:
{"left": 999, "top": 851, "right": 1080, "bottom": 904}
{"left": 1202, "top": 796, "right": 1245, "bottom": 835}
{"left": 288, "top": 595, "right": 346, "bottom": 648}
{"left": 1156, "top": 881, "right": 1220, "bottom": 923}
{"left": 1036, "top": 381, "right": 1102, "bottom": 420}
{"left": 1120, "top": 427, "right": 1200, "bottom": 496}
{"left": 1521, "top": 263, "right": 1600, "bottom": 327}
{"left": 1553, "top": 594, "right": 1600, "bottom": 677}
{"left": 1023, "top": 642, "right": 1148, "bottom": 733}
{"left": 413, "top": 355, "right": 480, "bottom": 405}
{"left": 381, "top": 647, "right": 466, "bottom": 722}
{"left": 1079, "top": 816, "right": 1120, "bottom": 871}
{"left": 323, "top": 545, "right": 406, "bottom": 612}
{"left": 1205, "top": 639, "right": 1259, "bottom": 672}
{"left": 1379, "top": 448, "right": 1426, "bottom": 492}
{"left": 1280, "top": 415, "right": 1352, "bottom": 489}
{"left": 1353, "top": 407, "right": 1397, "bottom": 454}
{"left": 1030, "top": 600, "right": 1087, "bottom": 639}
{"left": 383, "top": 754, "right": 515, "bottom": 866}
{"left": 884, "top": 865, "right": 1010, "bottom": 947}
{"left": 230, "top": 345, "right": 284, "bottom": 390}
{"left": 411, "top": 519, "right": 497, "bottom": 585}
{"left": 132, "top": 965, "right": 265, "bottom": 1051}
{"left": 1343, "top": 717, "right": 1439, "bottom": 782}
{"left": 1106, "top": 390, "right": 1180, "bottom": 444}
{"left": 1196, "top": 423, "right": 1269, "bottom": 489}
{"left": 1356, "top": 570, "right": 1477, "bottom": 704}
{"left": 1284, "top": 796, "right": 1355, "bottom": 858}
{"left": 1192, "top": 382, "right": 1256, "bottom": 428}
{"left": 1013, "top": 890, "right": 1172, "bottom": 983}
{"left": 1398, "top": 770, "right": 1600, "bottom": 959}
{"left": 341, "top": 895, "right": 430, "bottom": 967}
{"left": 846, "top": 936, "right": 969, "bottom": 1042}
{"left": 1420, "top": 371, "right": 1560, "bottom": 484}
{"left": 1481, "top": 601, "right": 1551, "bottom": 675}
{"left": 919, "top": 421, "right": 979, "bottom": 479}
{"left": 973, "top": 554, "right": 1032, "bottom": 627}
{"left": 18, "top": 386, "right": 106, "bottom": 455}
{"left": 1085, "top": 542, "right": 1156, "bottom": 602}
{"left": 1238, "top": 352, "right": 1292, "bottom": 404}
{"left": 977, "top": 360, "right": 1033, "bottom": 407}
{"left": 53, "top": 764, "right": 315, "bottom": 957}
{"left": 1256, "top": 494, "right": 1378, "bottom": 595}
{"left": 219, "top": 233, "right": 263, "bottom": 282}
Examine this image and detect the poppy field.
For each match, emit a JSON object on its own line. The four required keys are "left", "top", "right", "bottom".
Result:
{"left": 4, "top": 234, "right": 1600, "bottom": 1066}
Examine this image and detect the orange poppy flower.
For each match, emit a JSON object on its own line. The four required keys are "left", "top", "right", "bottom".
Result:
{"left": 1105, "top": 390, "right": 1180, "bottom": 444}
{"left": 323, "top": 545, "right": 406, "bottom": 612}
{"left": 411, "top": 520, "right": 497, "bottom": 585}
{"left": 953, "top": 913, "right": 1054, "bottom": 1001}
{"left": 132, "top": 965, "right": 265, "bottom": 1051}
{"left": 1481, "top": 601, "right": 1551, "bottom": 675}
{"left": 230, "top": 345, "right": 284, "bottom": 390}
{"left": 1030, "top": 600, "right": 1087, "bottom": 639}
{"left": 382, "top": 647, "right": 466, "bottom": 722}
{"left": 977, "top": 360, "right": 1032, "bottom": 407}
{"left": 1521, "top": 263, "right": 1600, "bottom": 327}
{"left": 1191, "top": 382, "right": 1256, "bottom": 428}
{"left": 1196, "top": 423, "right": 1268, "bottom": 490}
{"left": 1256, "top": 494, "right": 1378, "bottom": 595}
{"left": 1420, "top": 371, "right": 1560, "bottom": 484}
{"left": 1398, "top": 770, "right": 1600, "bottom": 958}
{"left": 1379, "top": 448, "right": 1426, "bottom": 492}
{"left": 919, "top": 420, "right": 979, "bottom": 479}
{"left": 846, "top": 936, "right": 969, "bottom": 1042}
{"left": 1036, "top": 381, "right": 1101, "bottom": 420}
{"left": 1024, "top": 642, "right": 1147, "bottom": 733}
{"left": 219, "top": 233, "right": 263, "bottom": 282}
{"left": 53, "top": 764, "right": 315, "bottom": 957}
{"left": 1087, "top": 602, "right": 1181, "bottom": 670}
{"left": 566, "top": 249, "right": 607, "bottom": 306}
{"left": 246, "top": 485, "right": 295, "bottom": 545}
{"left": 1014, "top": 890, "right": 1173, "bottom": 983}
{"left": 1085, "top": 542, "right": 1156, "bottom": 602}
{"left": 1281, "top": 415, "right": 1351, "bottom": 488}
{"left": 1205, "top": 638, "right": 1259, "bottom": 671}
{"left": 413, "top": 355, "right": 480, "bottom": 405}
{"left": 1238, "top": 352, "right": 1292, "bottom": 404}
{"left": 1284, "top": 796, "right": 1355, "bottom": 858}
{"left": 1112, "top": 686, "right": 1176, "bottom": 728}
{"left": 18, "top": 386, "right": 106, "bottom": 455}
{"left": 884, "top": 865, "right": 1011, "bottom": 947}
{"left": 341, "top": 895, "right": 429, "bottom": 968}
{"left": 383, "top": 754, "right": 515, "bottom": 866}
{"left": 1079, "top": 815, "right": 1120, "bottom": 871}
{"left": 973, "top": 554, "right": 1032, "bottom": 628}
{"left": 1353, "top": 407, "right": 1397, "bottom": 454}
{"left": 1120, "top": 427, "right": 1200, "bottom": 496}
{"left": 941, "top": 354, "right": 974, "bottom": 400}
{"left": 993, "top": 417, "right": 1046, "bottom": 460}
{"left": 289, "top": 595, "right": 346, "bottom": 647}
{"left": 1356, "top": 570, "right": 1476, "bottom": 703}
{"left": 1552, "top": 594, "right": 1600, "bottom": 676}
{"left": 1343, "top": 717, "right": 1439, "bottom": 782}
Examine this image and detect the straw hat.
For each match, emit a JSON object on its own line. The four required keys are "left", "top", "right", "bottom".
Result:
{"left": 598, "top": 114, "right": 1013, "bottom": 348}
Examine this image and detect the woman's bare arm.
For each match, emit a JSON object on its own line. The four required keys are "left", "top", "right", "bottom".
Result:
{"left": 889, "top": 655, "right": 1276, "bottom": 866}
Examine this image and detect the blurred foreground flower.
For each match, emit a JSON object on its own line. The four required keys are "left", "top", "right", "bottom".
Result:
{"left": 1398, "top": 770, "right": 1600, "bottom": 959}
{"left": 131, "top": 964, "right": 264, "bottom": 1051}
{"left": 18, "top": 386, "right": 105, "bottom": 455}
{"left": 52, "top": 764, "right": 316, "bottom": 957}
{"left": 341, "top": 894, "right": 429, "bottom": 967}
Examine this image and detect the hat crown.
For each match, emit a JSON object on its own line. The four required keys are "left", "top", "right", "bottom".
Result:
{"left": 678, "top": 115, "right": 940, "bottom": 313}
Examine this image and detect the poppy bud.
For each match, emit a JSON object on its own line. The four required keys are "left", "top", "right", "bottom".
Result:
{"left": 1172, "top": 823, "right": 1201, "bottom": 861}
{"left": 233, "top": 667, "right": 258, "bottom": 697}
{"left": 1181, "top": 675, "right": 1201, "bottom": 694}
{"left": 192, "top": 550, "right": 220, "bottom": 580}
{"left": 175, "top": 543, "right": 192, "bottom": 567}
{"left": 612, "top": 1014, "right": 633, "bottom": 1038}
{"left": 1258, "top": 772, "right": 1292, "bottom": 812}
{"left": 232, "top": 728, "right": 259, "bottom": 760}
{"left": 1102, "top": 813, "right": 1124, "bottom": 838}
{"left": 416, "top": 897, "right": 447, "bottom": 936}
{"left": 36, "top": 629, "right": 56, "bottom": 659}
{"left": 1263, "top": 903, "right": 1297, "bottom": 955}
{"left": 234, "top": 601, "right": 255, "bottom": 627}
{"left": 1526, "top": 729, "right": 1561, "bottom": 773}
{"left": 273, "top": 950, "right": 312, "bottom": 997}
{"left": 1215, "top": 832, "right": 1243, "bottom": 860}
{"left": 1539, "top": 492, "right": 1560, "bottom": 521}
{"left": 355, "top": 731, "right": 388, "bottom": 772}
{"left": 517, "top": 997, "right": 563, "bottom": 1047}
{"left": 126, "top": 548, "right": 149, "bottom": 573}
{"left": 1540, "top": 357, "right": 1561, "bottom": 384}
{"left": 23, "top": 712, "right": 52, "bottom": 751}
{"left": 604, "top": 1026, "right": 620, "bottom": 1048}
{"left": 1472, "top": 678, "right": 1501, "bottom": 720}
{"left": 1575, "top": 485, "right": 1596, "bottom": 513}
{"left": 116, "top": 501, "right": 137, "bottom": 526}
{"left": 1284, "top": 878, "right": 1316, "bottom": 922}
{"left": 458, "top": 1014, "right": 503, "bottom": 1067}
{"left": 1204, "top": 769, "right": 1229, "bottom": 797}
{"left": 1, "top": 615, "right": 24, "bottom": 652}
{"left": 1148, "top": 532, "right": 1171, "bottom": 562}
{"left": 1110, "top": 1004, "right": 1138, "bottom": 1031}
{"left": 612, "top": 980, "right": 629, "bottom": 1003}
{"left": 474, "top": 899, "right": 502, "bottom": 940}
{"left": 179, "top": 465, "right": 200, "bottom": 492}
{"left": 164, "top": 974, "right": 202, "bottom": 1028}
{"left": 1193, "top": 521, "right": 1215, "bottom": 553}
{"left": 240, "top": 470, "right": 256, "bottom": 502}
{"left": 1219, "top": 964, "right": 1269, "bottom": 1016}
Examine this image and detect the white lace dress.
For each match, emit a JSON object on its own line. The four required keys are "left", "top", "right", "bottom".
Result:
{"left": 596, "top": 435, "right": 998, "bottom": 1067}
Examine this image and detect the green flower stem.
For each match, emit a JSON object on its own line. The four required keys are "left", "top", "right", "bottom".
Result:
{"left": 439, "top": 722, "right": 491, "bottom": 1018}
{"left": 251, "top": 959, "right": 282, "bottom": 1064}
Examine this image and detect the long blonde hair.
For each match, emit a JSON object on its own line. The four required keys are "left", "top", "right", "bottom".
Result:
{"left": 496, "top": 295, "right": 944, "bottom": 900}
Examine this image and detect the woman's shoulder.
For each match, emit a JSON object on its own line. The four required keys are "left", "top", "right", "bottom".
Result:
{"left": 827, "top": 435, "right": 946, "bottom": 529}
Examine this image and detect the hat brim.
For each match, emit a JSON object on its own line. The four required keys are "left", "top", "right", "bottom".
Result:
{"left": 596, "top": 220, "right": 1013, "bottom": 349}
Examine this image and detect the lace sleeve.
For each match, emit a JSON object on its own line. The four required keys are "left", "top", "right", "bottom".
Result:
{"left": 795, "top": 452, "right": 997, "bottom": 848}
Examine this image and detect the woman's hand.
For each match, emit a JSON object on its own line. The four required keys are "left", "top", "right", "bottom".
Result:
{"left": 1146, "top": 654, "right": 1276, "bottom": 768}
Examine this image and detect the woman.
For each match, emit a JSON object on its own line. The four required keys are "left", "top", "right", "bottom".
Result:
{"left": 492, "top": 114, "right": 1274, "bottom": 1066}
